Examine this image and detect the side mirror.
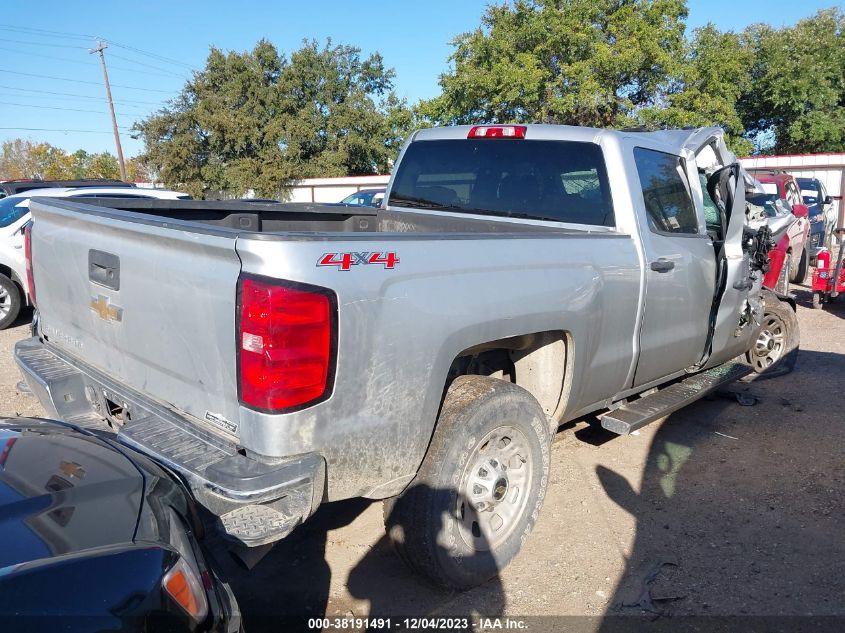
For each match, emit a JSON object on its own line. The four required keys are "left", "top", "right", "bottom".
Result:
{"left": 792, "top": 203, "right": 809, "bottom": 218}
{"left": 824, "top": 195, "right": 833, "bottom": 205}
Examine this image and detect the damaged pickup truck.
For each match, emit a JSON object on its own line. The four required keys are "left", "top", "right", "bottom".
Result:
{"left": 16, "top": 125, "right": 795, "bottom": 589}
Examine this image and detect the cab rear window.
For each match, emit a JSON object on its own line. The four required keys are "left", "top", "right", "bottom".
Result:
{"left": 388, "top": 139, "right": 615, "bottom": 226}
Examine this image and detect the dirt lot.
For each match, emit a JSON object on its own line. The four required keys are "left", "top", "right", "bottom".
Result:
{"left": 1, "top": 283, "right": 843, "bottom": 630}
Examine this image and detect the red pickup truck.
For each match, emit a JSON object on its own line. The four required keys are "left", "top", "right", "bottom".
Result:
{"left": 750, "top": 171, "right": 811, "bottom": 293}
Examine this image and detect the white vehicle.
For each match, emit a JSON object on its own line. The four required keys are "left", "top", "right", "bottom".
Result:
{"left": 0, "top": 186, "right": 190, "bottom": 329}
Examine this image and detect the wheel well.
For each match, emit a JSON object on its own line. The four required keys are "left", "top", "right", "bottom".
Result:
{"left": 446, "top": 330, "right": 570, "bottom": 422}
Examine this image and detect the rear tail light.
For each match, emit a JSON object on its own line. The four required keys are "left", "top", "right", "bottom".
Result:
{"left": 467, "top": 125, "right": 527, "bottom": 139}
{"left": 24, "top": 223, "right": 35, "bottom": 306}
{"left": 237, "top": 275, "right": 337, "bottom": 412}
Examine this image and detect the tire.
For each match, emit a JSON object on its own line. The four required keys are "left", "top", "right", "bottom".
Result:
{"left": 792, "top": 247, "right": 809, "bottom": 284}
{"left": 775, "top": 254, "right": 791, "bottom": 295}
{"left": 383, "top": 375, "right": 552, "bottom": 590}
{"left": 0, "top": 275, "right": 21, "bottom": 330}
{"left": 812, "top": 292, "right": 823, "bottom": 309}
{"left": 745, "top": 291, "right": 799, "bottom": 378}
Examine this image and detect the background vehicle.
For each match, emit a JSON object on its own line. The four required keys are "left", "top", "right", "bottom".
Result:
{"left": 797, "top": 176, "right": 835, "bottom": 260}
{"left": 339, "top": 188, "right": 385, "bottom": 207}
{"left": 0, "top": 417, "right": 239, "bottom": 632}
{"left": 0, "top": 186, "right": 190, "bottom": 330}
{"left": 750, "top": 171, "right": 811, "bottom": 289}
{"left": 0, "top": 178, "right": 135, "bottom": 197}
{"left": 17, "top": 125, "right": 790, "bottom": 590}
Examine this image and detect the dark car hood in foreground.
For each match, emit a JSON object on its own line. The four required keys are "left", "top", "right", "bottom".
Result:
{"left": 0, "top": 418, "right": 143, "bottom": 570}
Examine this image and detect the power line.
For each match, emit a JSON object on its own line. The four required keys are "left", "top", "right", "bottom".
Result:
{"left": 108, "top": 42, "right": 196, "bottom": 71}
{"left": 0, "top": 126, "right": 132, "bottom": 134}
{"left": 107, "top": 51, "right": 193, "bottom": 77}
{"left": 0, "top": 37, "right": 87, "bottom": 49}
{"left": 0, "top": 25, "right": 96, "bottom": 41}
{"left": 0, "top": 100, "right": 139, "bottom": 117}
{"left": 0, "top": 84, "right": 165, "bottom": 107}
{"left": 0, "top": 24, "right": 198, "bottom": 70}
{"left": 0, "top": 45, "right": 187, "bottom": 79}
{"left": 0, "top": 68, "right": 176, "bottom": 93}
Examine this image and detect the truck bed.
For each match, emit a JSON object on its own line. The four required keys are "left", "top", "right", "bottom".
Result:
{"left": 47, "top": 197, "right": 616, "bottom": 237}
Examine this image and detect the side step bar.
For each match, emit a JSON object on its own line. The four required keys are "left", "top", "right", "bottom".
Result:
{"left": 600, "top": 361, "right": 752, "bottom": 435}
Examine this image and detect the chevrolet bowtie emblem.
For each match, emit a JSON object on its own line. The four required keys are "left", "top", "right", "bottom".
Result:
{"left": 90, "top": 294, "right": 123, "bottom": 322}
{"left": 59, "top": 460, "right": 85, "bottom": 479}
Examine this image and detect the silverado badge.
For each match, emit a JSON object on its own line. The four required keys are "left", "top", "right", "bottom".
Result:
{"left": 90, "top": 295, "right": 123, "bottom": 323}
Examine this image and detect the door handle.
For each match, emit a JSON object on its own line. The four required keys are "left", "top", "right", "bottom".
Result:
{"left": 650, "top": 259, "right": 675, "bottom": 273}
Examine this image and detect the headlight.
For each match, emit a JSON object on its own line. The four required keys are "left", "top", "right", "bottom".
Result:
{"left": 163, "top": 509, "right": 209, "bottom": 623}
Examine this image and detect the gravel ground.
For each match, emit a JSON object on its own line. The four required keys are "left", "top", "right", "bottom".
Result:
{"left": 1, "top": 283, "right": 843, "bottom": 630}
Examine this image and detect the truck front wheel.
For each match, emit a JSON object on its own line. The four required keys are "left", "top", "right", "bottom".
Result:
{"left": 745, "top": 292, "right": 799, "bottom": 377}
{"left": 383, "top": 375, "right": 551, "bottom": 590}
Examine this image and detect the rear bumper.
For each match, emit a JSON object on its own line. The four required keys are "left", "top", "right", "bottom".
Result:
{"left": 14, "top": 336, "right": 324, "bottom": 547}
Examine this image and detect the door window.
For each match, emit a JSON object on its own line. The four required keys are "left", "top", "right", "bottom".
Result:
{"left": 634, "top": 148, "right": 698, "bottom": 234}
{"left": 785, "top": 182, "right": 802, "bottom": 207}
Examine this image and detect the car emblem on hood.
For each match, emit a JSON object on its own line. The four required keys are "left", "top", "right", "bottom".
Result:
{"left": 90, "top": 295, "right": 123, "bottom": 322}
{"left": 59, "top": 460, "right": 85, "bottom": 479}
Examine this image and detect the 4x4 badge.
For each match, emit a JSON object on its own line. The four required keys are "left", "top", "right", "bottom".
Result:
{"left": 90, "top": 295, "right": 123, "bottom": 322}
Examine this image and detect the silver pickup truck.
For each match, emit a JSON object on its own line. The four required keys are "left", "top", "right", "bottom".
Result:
{"left": 16, "top": 125, "right": 795, "bottom": 589}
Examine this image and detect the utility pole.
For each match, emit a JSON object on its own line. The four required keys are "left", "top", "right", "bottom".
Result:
{"left": 89, "top": 40, "right": 127, "bottom": 181}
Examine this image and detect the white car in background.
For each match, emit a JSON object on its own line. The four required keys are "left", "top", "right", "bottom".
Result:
{"left": 0, "top": 186, "right": 190, "bottom": 329}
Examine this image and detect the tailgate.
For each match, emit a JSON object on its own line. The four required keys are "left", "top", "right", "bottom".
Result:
{"left": 29, "top": 198, "right": 243, "bottom": 436}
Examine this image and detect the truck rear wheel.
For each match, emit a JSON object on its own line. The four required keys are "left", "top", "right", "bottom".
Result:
{"left": 383, "top": 375, "right": 551, "bottom": 590}
{"left": 745, "top": 292, "right": 799, "bottom": 378}
{"left": 0, "top": 275, "right": 22, "bottom": 330}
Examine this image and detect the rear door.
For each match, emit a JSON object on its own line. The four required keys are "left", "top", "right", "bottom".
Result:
{"left": 29, "top": 198, "right": 244, "bottom": 437}
{"left": 628, "top": 145, "right": 716, "bottom": 386}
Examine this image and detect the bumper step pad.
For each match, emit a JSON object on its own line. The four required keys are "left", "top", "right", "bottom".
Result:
{"left": 219, "top": 505, "right": 301, "bottom": 548}
{"left": 600, "top": 361, "right": 752, "bottom": 435}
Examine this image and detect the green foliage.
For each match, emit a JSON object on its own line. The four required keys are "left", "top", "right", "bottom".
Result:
{"left": 421, "top": 1, "right": 844, "bottom": 155}
{"left": 421, "top": 0, "right": 689, "bottom": 127}
{"left": 637, "top": 24, "right": 755, "bottom": 156}
{"left": 133, "top": 39, "right": 413, "bottom": 198}
{"left": 740, "top": 8, "right": 845, "bottom": 154}
{"left": 0, "top": 139, "right": 131, "bottom": 181}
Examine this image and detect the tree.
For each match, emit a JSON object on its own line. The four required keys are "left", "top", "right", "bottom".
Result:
{"left": 740, "top": 9, "right": 845, "bottom": 154}
{"left": 636, "top": 24, "right": 755, "bottom": 155}
{"left": 0, "top": 139, "right": 73, "bottom": 180}
{"left": 0, "top": 138, "right": 143, "bottom": 182}
{"left": 419, "top": 0, "right": 688, "bottom": 127}
{"left": 133, "top": 39, "right": 412, "bottom": 198}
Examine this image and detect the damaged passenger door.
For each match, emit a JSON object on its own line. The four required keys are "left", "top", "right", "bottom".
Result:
{"left": 691, "top": 137, "right": 764, "bottom": 369}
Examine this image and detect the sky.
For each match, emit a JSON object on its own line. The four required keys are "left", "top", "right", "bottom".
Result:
{"left": 0, "top": 0, "right": 839, "bottom": 158}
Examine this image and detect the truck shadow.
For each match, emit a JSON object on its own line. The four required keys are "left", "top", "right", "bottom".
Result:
{"left": 593, "top": 349, "right": 845, "bottom": 628}
{"left": 213, "top": 485, "right": 504, "bottom": 631}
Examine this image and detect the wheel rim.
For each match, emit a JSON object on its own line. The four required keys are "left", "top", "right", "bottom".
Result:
{"left": 0, "top": 286, "right": 10, "bottom": 318}
{"left": 750, "top": 313, "right": 786, "bottom": 371}
{"left": 455, "top": 425, "right": 533, "bottom": 551}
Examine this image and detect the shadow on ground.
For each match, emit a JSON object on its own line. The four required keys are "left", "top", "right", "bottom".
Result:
{"left": 213, "top": 488, "right": 505, "bottom": 631}
{"left": 596, "top": 347, "right": 845, "bottom": 628}
{"left": 207, "top": 341, "right": 844, "bottom": 631}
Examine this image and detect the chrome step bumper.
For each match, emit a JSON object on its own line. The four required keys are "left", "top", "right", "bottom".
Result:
{"left": 15, "top": 336, "right": 324, "bottom": 547}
